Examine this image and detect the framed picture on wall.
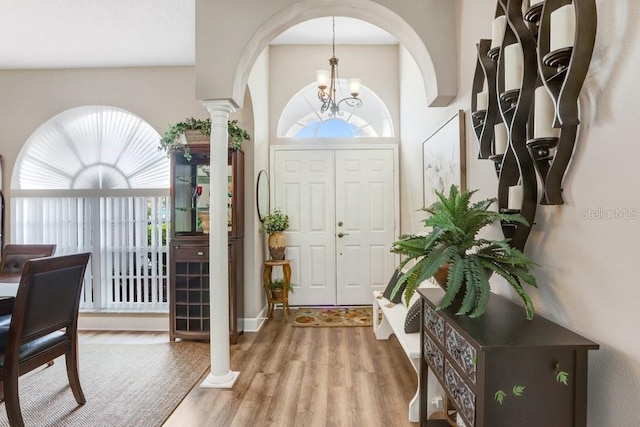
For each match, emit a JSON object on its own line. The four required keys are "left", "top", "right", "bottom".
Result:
{"left": 422, "top": 110, "right": 466, "bottom": 208}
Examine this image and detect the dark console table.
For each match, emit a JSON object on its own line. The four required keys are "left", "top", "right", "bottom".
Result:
{"left": 418, "top": 288, "right": 599, "bottom": 427}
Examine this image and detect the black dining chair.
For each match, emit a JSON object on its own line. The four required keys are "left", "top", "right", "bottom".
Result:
{"left": 0, "top": 252, "right": 91, "bottom": 427}
{"left": 0, "top": 244, "right": 57, "bottom": 276}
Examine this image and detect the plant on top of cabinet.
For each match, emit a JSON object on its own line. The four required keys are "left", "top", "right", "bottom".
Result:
{"left": 159, "top": 117, "right": 251, "bottom": 160}
{"left": 390, "top": 185, "right": 537, "bottom": 319}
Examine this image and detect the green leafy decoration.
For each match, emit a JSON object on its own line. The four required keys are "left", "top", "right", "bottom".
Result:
{"left": 554, "top": 362, "right": 570, "bottom": 385}
{"left": 159, "top": 117, "right": 251, "bottom": 160}
{"left": 259, "top": 208, "right": 290, "bottom": 234}
{"left": 512, "top": 385, "right": 525, "bottom": 397}
{"left": 556, "top": 371, "right": 569, "bottom": 385}
{"left": 390, "top": 185, "right": 538, "bottom": 319}
{"left": 494, "top": 390, "right": 507, "bottom": 405}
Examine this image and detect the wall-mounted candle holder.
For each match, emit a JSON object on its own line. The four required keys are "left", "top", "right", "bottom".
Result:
{"left": 536, "top": 0, "right": 597, "bottom": 204}
{"left": 524, "top": 0, "right": 545, "bottom": 39}
{"left": 495, "top": 0, "right": 539, "bottom": 251}
{"left": 471, "top": 39, "right": 497, "bottom": 160}
{"left": 472, "top": 0, "right": 596, "bottom": 248}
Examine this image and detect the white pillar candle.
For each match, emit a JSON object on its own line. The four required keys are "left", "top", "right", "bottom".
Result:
{"left": 494, "top": 123, "right": 508, "bottom": 155}
{"left": 508, "top": 185, "right": 524, "bottom": 210}
{"left": 550, "top": 4, "right": 576, "bottom": 51}
{"left": 504, "top": 44, "right": 524, "bottom": 91}
{"left": 491, "top": 16, "right": 507, "bottom": 49}
{"left": 534, "top": 86, "right": 561, "bottom": 138}
{"left": 476, "top": 91, "right": 488, "bottom": 111}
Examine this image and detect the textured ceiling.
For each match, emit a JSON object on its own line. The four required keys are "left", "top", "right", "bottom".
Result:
{"left": 0, "top": 1, "right": 396, "bottom": 70}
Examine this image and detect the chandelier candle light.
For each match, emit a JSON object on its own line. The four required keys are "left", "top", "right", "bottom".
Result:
{"left": 316, "top": 17, "right": 363, "bottom": 117}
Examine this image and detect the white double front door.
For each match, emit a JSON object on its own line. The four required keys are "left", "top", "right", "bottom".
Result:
{"left": 272, "top": 147, "right": 398, "bottom": 305}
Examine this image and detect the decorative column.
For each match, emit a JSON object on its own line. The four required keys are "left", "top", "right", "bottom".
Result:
{"left": 200, "top": 100, "right": 239, "bottom": 389}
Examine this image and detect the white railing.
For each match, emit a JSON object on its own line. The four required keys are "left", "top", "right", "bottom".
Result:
{"left": 11, "top": 194, "right": 169, "bottom": 311}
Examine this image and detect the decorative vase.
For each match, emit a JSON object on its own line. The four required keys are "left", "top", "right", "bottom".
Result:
{"left": 433, "top": 264, "right": 450, "bottom": 289}
{"left": 268, "top": 231, "right": 286, "bottom": 260}
{"left": 198, "top": 212, "right": 210, "bottom": 234}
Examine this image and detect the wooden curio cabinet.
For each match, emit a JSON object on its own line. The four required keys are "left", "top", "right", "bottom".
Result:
{"left": 169, "top": 144, "right": 244, "bottom": 344}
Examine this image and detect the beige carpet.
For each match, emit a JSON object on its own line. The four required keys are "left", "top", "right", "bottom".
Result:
{"left": 0, "top": 341, "right": 210, "bottom": 427}
{"left": 292, "top": 306, "right": 373, "bottom": 327}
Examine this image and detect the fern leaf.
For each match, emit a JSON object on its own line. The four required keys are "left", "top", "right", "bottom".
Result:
{"left": 415, "top": 245, "right": 455, "bottom": 285}
{"left": 556, "top": 371, "right": 569, "bottom": 385}
{"left": 438, "top": 256, "right": 465, "bottom": 309}
{"left": 512, "top": 385, "right": 525, "bottom": 396}
{"left": 469, "top": 257, "right": 491, "bottom": 318}
{"left": 499, "top": 273, "right": 535, "bottom": 320}
{"left": 456, "top": 266, "right": 476, "bottom": 315}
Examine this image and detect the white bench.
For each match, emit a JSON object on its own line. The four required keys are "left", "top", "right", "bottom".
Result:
{"left": 372, "top": 290, "right": 421, "bottom": 423}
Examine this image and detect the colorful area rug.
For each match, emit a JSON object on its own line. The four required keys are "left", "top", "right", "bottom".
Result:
{"left": 293, "top": 306, "right": 373, "bottom": 327}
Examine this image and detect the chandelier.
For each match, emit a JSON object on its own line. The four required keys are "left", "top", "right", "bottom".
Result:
{"left": 315, "top": 17, "right": 363, "bottom": 117}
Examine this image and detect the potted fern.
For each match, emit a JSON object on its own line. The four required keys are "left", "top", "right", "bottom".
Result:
{"left": 268, "top": 278, "right": 295, "bottom": 301}
{"left": 391, "top": 185, "right": 537, "bottom": 319}
{"left": 159, "top": 117, "right": 250, "bottom": 160}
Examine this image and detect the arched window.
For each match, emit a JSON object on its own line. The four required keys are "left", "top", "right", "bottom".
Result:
{"left": 277, "top": 80, "right": 394, "bottom": 138}
{"left": 11, "top": 106, "right": 170, "bottom": 311}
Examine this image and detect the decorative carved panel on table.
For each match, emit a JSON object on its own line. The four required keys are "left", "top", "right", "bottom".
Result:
{"left": 419, "top": 288, "right": 599, "bottom": 427}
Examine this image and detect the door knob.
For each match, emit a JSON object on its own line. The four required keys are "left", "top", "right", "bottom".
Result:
{"left": 338, "top": 221, "right": 344, "bottom": 226}
{"left": 337, "top": 232, "right": 349, "bottom": 238}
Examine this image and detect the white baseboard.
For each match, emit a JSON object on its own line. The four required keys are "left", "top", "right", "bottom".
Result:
{"left": 78, "top": 312, "right": 168, "bottom": 331}
{"left": 243, "top": 306, "right": 268, "bottom": 332}
{"left": 78, "top": 307, "right": 270, "bottom": 333}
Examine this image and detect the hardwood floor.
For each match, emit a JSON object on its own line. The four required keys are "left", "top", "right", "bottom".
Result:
{"left": 80, "top": 310, "right": 419, "bottom": 426}
{"left": 163, "top": 310, "right": 419, "bottom": 427}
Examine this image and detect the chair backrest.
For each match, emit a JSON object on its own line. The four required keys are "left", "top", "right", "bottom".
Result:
{"left": 9, "top": 253, "right": 90, "bottom": 343}
{"left": 0, "top": 244, "right": 57, "bottom": 275}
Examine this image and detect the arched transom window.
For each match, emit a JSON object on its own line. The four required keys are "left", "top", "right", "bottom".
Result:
{"left": 13, "top": 106, "right": 168, "bottom": 190}
{"left": 277, "top": 80, "right": 394, "bottom": 138}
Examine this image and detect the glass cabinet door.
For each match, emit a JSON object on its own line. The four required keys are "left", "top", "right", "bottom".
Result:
{"left": 173, "top": 151, "right": 211, "bottom": 235}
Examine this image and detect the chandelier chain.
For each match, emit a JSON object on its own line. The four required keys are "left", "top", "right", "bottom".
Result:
{"left": 316, "top": 16, "right": 363, "bottom": 117}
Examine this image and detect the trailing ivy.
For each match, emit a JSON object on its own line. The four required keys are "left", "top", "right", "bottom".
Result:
{"left": 159, "top": 117, "right": 250, "bottom": 160}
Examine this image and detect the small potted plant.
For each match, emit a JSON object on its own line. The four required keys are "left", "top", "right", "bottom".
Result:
{"left": 159, "top": 117, "right": 250, "bottom": 160}
{"left": 391, "top": 185, "right": 538, "bottom": 319}
{"left": 268, "top": 278, "right": 295, "bottom": 301}
{"left": 259, "top": 208, "right": 290, "bottom": 260}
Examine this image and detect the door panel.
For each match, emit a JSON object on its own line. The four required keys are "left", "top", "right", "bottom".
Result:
{"left": 335, "top": 149, "right": 396, "bottom": 305}
{"left": 272, "top": 148, "right": 396, "bottom": 306}
{"left": 273, "top": 150, "right": 336, "bottom": 305}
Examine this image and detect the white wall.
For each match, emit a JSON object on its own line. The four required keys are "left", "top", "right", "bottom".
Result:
{"left": 245, "top": 48, "right": 270, "bottom": 328}
{"left": 0, "top": 66, "right": 258, "bottom": 331}
{"left": 196, "top": 0, "right": 457, "bottom": 106}
{"left": 401, "top": 0, "right": 640, "bottom": 424}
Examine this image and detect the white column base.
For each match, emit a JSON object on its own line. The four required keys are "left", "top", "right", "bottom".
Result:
{"left": 200, "top": 370, "right": 240, "bottom": 389}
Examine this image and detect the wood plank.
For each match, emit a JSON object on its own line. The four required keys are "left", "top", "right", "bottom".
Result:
{"left": 83, "top": 310, "right": 419, "bottom": 426}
